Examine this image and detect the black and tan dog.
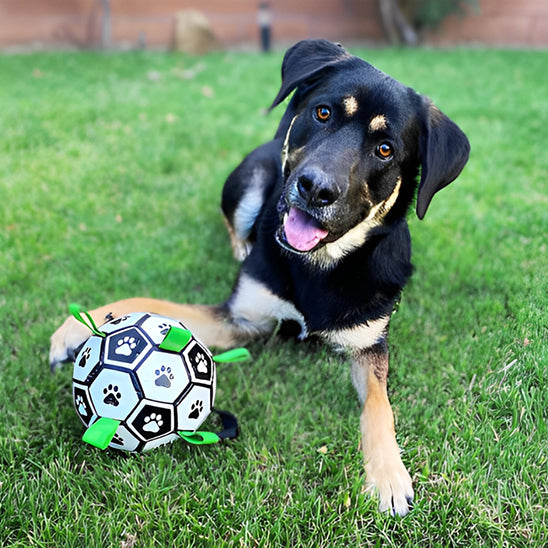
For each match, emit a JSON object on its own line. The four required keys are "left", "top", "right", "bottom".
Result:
{"left": 50, "top": 40, "right": 470, "bottom": 516}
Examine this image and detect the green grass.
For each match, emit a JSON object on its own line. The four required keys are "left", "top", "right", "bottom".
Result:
{"left": 0, "top": 47, "right": 546, "bottom": 547}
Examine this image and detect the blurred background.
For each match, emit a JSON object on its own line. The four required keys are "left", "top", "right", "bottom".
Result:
{"left": 1, "top": 0, "right": 547, "bottom": 53}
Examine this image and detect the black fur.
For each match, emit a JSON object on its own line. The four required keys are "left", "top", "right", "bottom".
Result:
{"left": 222, "top": 39, "right": 469, "bottom": 336}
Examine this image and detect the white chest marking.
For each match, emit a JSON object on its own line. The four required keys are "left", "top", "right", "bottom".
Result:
{"left": 230, "top": 274, "right": 308, "bottom": 338}
{"left": 319, "top": 316, "right": 390, "bottom": 350}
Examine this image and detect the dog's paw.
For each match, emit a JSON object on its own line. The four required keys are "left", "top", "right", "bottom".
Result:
{"left": 49, "top": 316, "right": 92, "bottom": 371}
{"left": 364, "top": 451, "right": 414, "bottom": 517}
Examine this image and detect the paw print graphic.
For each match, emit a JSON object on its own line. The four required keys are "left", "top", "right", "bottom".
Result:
{"left": 188, "top": 400, "right": 203, "bottom": 420}
{"left": 111, "top": 432, "right": 124, "bottom": 445}
{"left": 78, "top": 347, "right": 91, "bottom": 368}
{"left": 75, "top": 395, "right": 87, "bottom": 416}
{"left": 154, "top": 365, "right": 174, "bottom": 388}
{"left": 158, "top": 323, "right": 171, "bottom": 336}
{"left": 115, "top": 336, "right": 137, "bottom": 357}
{"left": 142, "top": 413, "right": 163, "bottom": 433}
{"left": 194, "top": 353, "right": 209, "bottom": 375}
{"left": 103, "top": 384, "right": 122, "bottom": 406}
{"left": 110, "top": 315, "right": 130, "bottom": 325}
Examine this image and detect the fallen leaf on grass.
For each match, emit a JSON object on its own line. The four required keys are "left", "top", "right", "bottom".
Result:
{"left": 120, "top": 531, "right": 138, "bottom": 548}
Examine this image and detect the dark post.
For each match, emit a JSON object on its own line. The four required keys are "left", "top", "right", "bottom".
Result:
{"left": 100, "top": 0, "right": 111, "bottom": 48}
{"left": 257, "top": 2, "right": 272, "bottom": 52}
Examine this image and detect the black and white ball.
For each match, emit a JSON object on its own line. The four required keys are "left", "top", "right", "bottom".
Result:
{"left": 72, "top": 312, "right": 215, "bottom": 452}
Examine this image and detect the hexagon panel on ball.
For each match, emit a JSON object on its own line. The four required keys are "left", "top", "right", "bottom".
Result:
{"left": 139, "top": 314, "right": 189, "bottom": 345}
{"left": 135, "top": 350, "right": 191, "bottom": 403}
{"left": 176, "top": 384, "right": 213, "bottom": 433}
{"left": 107, "top": 423, "right": 141, "bottom": 452}
{"left": 72, "top": 334, "right": 103, "bottom": 384}
{"left": 99, "top": 312, "right": 149, "bottom": 335}
{"left": 88, "top": 368, "right": 140, "bottom": 420}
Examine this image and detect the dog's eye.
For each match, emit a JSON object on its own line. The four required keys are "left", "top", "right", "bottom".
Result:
{"left": 376, "top": 142, "right": 393, "bottom": 159}
{"left": 315, "top": 106, "right": 332, "bottom": 122}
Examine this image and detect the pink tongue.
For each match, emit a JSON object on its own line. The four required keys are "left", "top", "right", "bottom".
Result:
{"left": 284, "top": 208, "right": 329, "bottom": 252}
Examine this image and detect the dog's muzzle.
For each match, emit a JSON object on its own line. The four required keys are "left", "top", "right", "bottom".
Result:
{"left": 276, "top": 167, "right": 339, "bottom": 253}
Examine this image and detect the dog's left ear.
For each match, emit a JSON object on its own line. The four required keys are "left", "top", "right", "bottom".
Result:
{"left": 270, "top": 39, "right": 353, "bottom": 109}
{"left": 416, "top": 100, "right": 470, "bottom": 219}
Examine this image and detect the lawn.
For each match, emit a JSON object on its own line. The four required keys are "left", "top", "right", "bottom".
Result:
{"left": 0, "top": 45, "right": 546, "bottom": 547}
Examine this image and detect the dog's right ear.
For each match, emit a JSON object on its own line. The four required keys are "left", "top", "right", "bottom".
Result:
{"left": 270, "top": 39, "right": 352, "bottom": 110}
{"left": 416, "top": 100, "right": 470, "bottom": 219}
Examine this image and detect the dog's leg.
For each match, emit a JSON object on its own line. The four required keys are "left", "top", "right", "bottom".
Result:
{"left": 49, "top": 274, "right": 293, "bottom": 370}
{"left": 223, "top": 215, "right": 252, "bottom": 262}
{"left": 49, "top": 298, "right": 240, "bottom": 369}
{"left": 351, "top": 342, "right": 414, "bottom": 516}
{"left": 221, "top": 139, "right": 283, "bottom": 261}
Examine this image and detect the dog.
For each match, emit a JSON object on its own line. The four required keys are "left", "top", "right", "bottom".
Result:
{"left": 50, "top": 39, "right": 470, "bottom": 516}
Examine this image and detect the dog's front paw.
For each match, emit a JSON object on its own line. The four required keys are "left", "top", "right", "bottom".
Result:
{"left": 364, "top": 448, "right": 414, "bottom": 517}
{"left": 49, "top": 316, "right": 92, "bottom": 371}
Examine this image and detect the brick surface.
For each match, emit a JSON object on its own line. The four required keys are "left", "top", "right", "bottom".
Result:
{"left": 0, "top": 0, "right": 546, "bottom": 49}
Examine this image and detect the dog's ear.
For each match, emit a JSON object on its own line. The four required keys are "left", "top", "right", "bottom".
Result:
{"left": 270, "top": 39, "right": 352, "bottom": 109}
{"left": 416, "top": 100, "right": 470, "bottom": 219}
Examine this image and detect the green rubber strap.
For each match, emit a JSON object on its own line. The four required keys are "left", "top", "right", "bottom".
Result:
{"left": 159, "top": 326, "right": 192, "bottom": 353}
{"left": 178, "top": 431, "right": 221, "bottom": 445}
{"left": 179, "top": 409, "right": 239, "bottom": 445}
{"left": 82, "top": 417, "right": 121, "bottom": 449}
{"left": 212, "top": 348, "right": 251, "bottom": 363}
{"left": 69, "top": 303, "right": 106, "bottom": 338}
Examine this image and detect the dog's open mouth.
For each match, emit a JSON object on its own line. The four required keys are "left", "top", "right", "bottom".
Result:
{"left": 280, "top": 207, "right": 329, "bottom": 252}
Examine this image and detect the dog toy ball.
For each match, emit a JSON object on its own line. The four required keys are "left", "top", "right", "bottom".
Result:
{"left": 70, "top": 304, "right": 248, "bottom": 452}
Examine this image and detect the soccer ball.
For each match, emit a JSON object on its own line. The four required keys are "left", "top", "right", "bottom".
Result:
{"left": 72, "top": 312, "right": 217, "bottom": 452}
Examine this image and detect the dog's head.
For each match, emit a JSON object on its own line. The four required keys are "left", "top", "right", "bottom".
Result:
{"left": 272, "top": 40, "right": 470, "bottom": 262}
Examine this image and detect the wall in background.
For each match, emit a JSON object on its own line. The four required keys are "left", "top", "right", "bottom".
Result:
{"left": 0, "top": 0, "right": 546, "bottom": 50}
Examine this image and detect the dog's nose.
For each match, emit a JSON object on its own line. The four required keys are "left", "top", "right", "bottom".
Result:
{"left": 297, "top": 170, "right": 340, "bottom": 207}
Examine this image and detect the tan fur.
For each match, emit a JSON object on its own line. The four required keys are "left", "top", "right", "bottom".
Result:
{"left": 361, "top": 378, "right": 413, "bottom": 515}
{"left": 352, "top": 348, "right": 413, "bottom": 516}
{"left": 343, "top": 96, "right": 359, "bottom": 116}
{"left": 369, "top": 114, "right": 387, "bottom": 132}
{"left": 228, "top": 166, "right": 274, "bottom": 262}
{"left": 223, "top": 215, "right": 250, "bottom": 262}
